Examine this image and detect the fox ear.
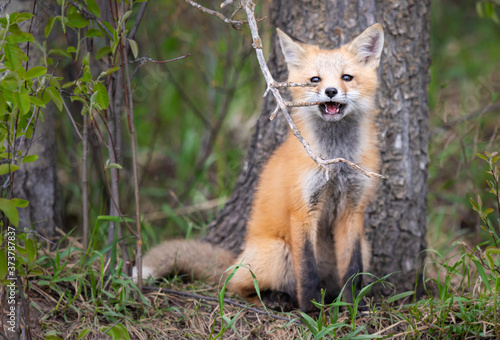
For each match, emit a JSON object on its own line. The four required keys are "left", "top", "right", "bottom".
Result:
{"left": 347, "top": 23, "right": 384, "bottom": 68}
{"left": 277, "top": 28, "right": 307, "bottom": 70}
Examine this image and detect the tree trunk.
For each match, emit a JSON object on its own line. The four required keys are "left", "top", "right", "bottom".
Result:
{"left": 205, "top": 0, "right": 430, "bottom": 297}
{"left": 6, "top": 0, "right": 62, "bottom": 238}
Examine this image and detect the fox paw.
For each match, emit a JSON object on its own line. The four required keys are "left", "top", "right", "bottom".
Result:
{"left": 261, "top": 290, "right": 296, "bottom": 312}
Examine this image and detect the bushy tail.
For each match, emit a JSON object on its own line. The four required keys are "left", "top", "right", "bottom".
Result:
{"left": 133, "top": 239, "right": 236, "bottom": 285}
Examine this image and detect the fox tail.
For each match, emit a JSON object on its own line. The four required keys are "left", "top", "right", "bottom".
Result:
{"left": 133, "top": 239, "right": 236, "bottom": 285}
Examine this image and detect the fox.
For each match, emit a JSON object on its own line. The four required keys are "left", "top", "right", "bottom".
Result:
{"left": 136, "top": 23, "right": 384, "bottom": 313}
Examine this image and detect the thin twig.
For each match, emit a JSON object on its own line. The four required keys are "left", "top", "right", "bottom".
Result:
{"left": 82, "top": 113, "right": 89, "bottom": 250}
{"left": 433, "top": 102, "right": 500, "bottom": 137}
{"left": 163, "top": 66, "right": 212, "bottom": 127}
{"left": 61, "top": 97, "right": 84, "bottom": 141}
{"left": 129, "top": 52, "right": 190, "bottom": 80}
{"left": 142, "top": 286, "right": 299, "bottom": 323}
{"left": 129, "top": 53, "right": 191, "bottom": 64}
{"left": 128, "top": 0, "right": 148, "bottom": 40}
{"left": 220, "top": 0, "right": 236, "bottom": 9}
{"left": 120, "top": 9, "right": 143, "bottom": 293}
{"left": 184, "top": 0, "right": 248, "bottom": 27}
{"left": 271, "top": 81, "right": 319, "bottom": 88}
{"left": 16, "top": 230, "right": 56, "bottom": 246}
{"left": 93, "top": 320, "right": 120, "bottom": 340}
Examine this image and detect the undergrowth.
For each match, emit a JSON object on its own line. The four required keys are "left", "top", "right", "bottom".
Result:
{"left": 1, "top": 150, "right": 497, "bottom": 339}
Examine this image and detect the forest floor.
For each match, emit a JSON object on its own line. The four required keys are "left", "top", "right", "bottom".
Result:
{"left": 28, "top": 278, "right": 417, "bottom": 340}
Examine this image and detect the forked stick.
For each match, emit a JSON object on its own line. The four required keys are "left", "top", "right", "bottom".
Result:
{"left": 186, "top": 0, "right": 385, "bottom": 179}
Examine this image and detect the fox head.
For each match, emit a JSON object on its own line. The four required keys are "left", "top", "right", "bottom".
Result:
{"left": 277, "top": 24, "right": 384, "bottom": 123}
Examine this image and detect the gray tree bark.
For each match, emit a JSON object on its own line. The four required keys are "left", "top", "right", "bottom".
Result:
{"left": 205, "top": 0, "right": 430, "bottom": 297}
{"left": 3, "top": 0, "right": 62, "bottom": 238}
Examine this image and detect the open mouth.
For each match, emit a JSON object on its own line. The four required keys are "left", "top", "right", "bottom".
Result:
{"left": 318, "top": 102, "right": 346, "bottom": 121}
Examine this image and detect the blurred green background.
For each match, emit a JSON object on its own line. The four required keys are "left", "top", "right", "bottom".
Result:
{"left": 55, "top": 0, "right": 500, "bottom": 253}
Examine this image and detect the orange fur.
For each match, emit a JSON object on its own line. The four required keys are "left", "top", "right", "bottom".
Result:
{"left": 229, "top": 24, "right": 384, "bottom": 312}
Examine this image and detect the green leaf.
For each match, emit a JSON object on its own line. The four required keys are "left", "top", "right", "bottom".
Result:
{"left": 484, "top": 208, "right": 494, "bottom": 215}
{"left": 49, "top": 77, "right": 62, "bottom": 89}
{"left": 128, "top": 39, "right": 138, "bottom": 59}
{"left": 28, "top": 269, "right": 43, "bottom": 276}
{"left": 107, "top": 163, "right": 123, "bottom": 169}
{"left": 4, "top": 43, "right": 26, "bottom": 71}
{"left": 30, "top": 96, "right": 45, "bottom": 108}
{"left": 99, "top": 66, "right": 121, "bottom": 78}
{"left": 45, "top": 87, "right": 63, "bottom": 111}
{"left": 492, "top": 10, "right": 500, "bottom": 24}
{"left": 102, "top": 20, "right": 114, "bottom": 37}
{"left": 45, "top": 16, "right": 57, "bottom": 37}
{"left": 93, "top": 82, "right": 109, "bottom": 109}
{"left": 77, "top": 329, "right": 91, "bottom": 340}
{"left": 82, "top": 52, "right": 90, "bottom": 66}
{"left": 26, "top": 238, "right": 36, "bottom": 262}
{"left": 6, "top": 30, "right": 33, "bottom": 44}
{"left": 11, "top": 199, "right": 29, "bottom": 208}
{"left": 45, "top": 335, "right": 63, "bottom": 340}
{"left": 386, "top": 290, "right": 415, "bottom": 304}
{"left": 0, "top": 91, "right": 5, "bottom": 114}
{"left": 14, "top": 90, "right": 31, "bottom": 115}
{"left": 477, "top": 153, "right": 489, "bottom": 161}
{"left": 0, "top": 164, "right": 19, "bottom": 176}
{"left": 0, "top": 249, "right": 7, "bottom": 280}
{"left": 485, "top": 247, "right": 500, "bottom": 270}
{"left": 0, "top": 198, "right": 19, "bottom": 227}
{"left": 12, "top": 12, "right": 34, "bottom": 24}
{"left": 121, "top": 11, "right": 133, "bottom": 23}
{"left": 22, "top": 155, "right": 38, "bottom": 163}
{"left": 85, "top": 28, "right": 103, "bottom": 38}
{"left": 85, "top": 0, "right": 101, "bottom": 18}
{"left": 477, "top": 1, "right": 484, "bottom": 18}
{"left": 67, "top": 12, "right": 89, "bottom": 28}
{"left": 49, "top": 48, "right": 72, "bottom": 58}
{"left": 485, "top": 2, "right": 495, "bottom": 18}
{"left": 96, "top": 46, "right": 111, "bottom": 60}
{"left": 25, "top": 66, "right": 47, "bottom": 79}
{"left": 472, "top": 259, "right": 492, "bottom": 292}
{"left": 101, "top": 323, "right": 130, "bottom": 340}
{"left": 97, "top": 215, "right": 135, "bottom": 223}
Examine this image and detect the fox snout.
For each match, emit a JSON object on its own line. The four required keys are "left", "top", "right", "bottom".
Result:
{"left": 325, "top": 87, "right": 338, "bottom": 98}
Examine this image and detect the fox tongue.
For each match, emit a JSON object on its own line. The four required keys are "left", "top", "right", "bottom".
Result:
{"left": 325, "top": 102, "right": 340, "bottom": 114}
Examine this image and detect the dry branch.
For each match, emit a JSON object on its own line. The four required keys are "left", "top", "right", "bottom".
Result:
{"left": 142, "top": 286, "right": 299, "bottom": 324}
{"left": 271, "top": 81, "right": 319, "bottom": 88}
{"left": 129, "top": 52, "right": 191, "bottom": 80}
{"left": 184, "top": 0, "right": 248, "bottom": 27}
{"left": 186, "top": 0, "right": 384, "bottom": 179}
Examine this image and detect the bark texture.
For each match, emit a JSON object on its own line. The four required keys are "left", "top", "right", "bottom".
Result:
{"left": 205, "top": 0, "right": 430, "bottom": 297}
{"left": 4, "top": 0, "right": 62, "bottom": 238}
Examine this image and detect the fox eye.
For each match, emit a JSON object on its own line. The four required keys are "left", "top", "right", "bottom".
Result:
{"left": 341, "top": 74, "right": 353, "bottom": 81}
{"left": 310, "top": 76, "right": 321, "bottom": 83}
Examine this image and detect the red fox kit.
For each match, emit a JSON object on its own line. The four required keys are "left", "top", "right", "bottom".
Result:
{"left": 137, "top": 24, "right": 384, "bottom": 313}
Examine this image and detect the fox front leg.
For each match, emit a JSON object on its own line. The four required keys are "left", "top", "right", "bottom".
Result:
{"left": 289, "top": 214, "right": 322, "bottom": 313}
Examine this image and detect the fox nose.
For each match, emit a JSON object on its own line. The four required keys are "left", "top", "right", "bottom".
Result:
{"left": 325, "top": 87, "right": 338, "bottom": 98}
